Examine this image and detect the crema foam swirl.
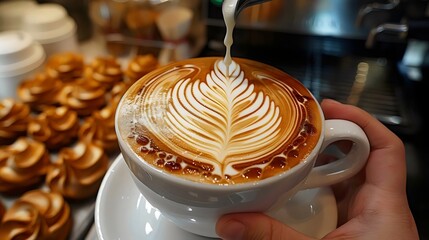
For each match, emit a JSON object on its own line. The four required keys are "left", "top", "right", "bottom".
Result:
{"left": 118, "top": 57, "right": 322, "bottom": 184}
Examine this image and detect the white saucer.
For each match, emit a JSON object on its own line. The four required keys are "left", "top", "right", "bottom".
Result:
{"left": 95, "top": 155, "right": 338, "bottom": 240}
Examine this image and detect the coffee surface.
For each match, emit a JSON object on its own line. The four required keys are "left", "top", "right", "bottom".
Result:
{"left": 117, "top": 57, "right": 322, "bottom": 185}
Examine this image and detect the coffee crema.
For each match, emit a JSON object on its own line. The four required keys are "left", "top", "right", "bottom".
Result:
{"left": 118, "top": 57, "right": 322, "bottom": 184}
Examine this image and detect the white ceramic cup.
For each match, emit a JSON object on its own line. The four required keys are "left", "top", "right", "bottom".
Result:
{"left": 116, "top": 58, "right": 370, "bottom": 238}
{"left": 0, "top": 31, "right": 46, "bottom": 99}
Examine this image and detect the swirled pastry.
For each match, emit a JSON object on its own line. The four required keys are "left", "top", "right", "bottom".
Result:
{"left": 0, "top": 99, "right": 31, "bottom": 145}
{"left": 27, "top": 106, "right": 80, "bottom": 150}
{"left": 106, "top": 81, "right": 129, "bottom": 108}
{"left": 79, "top": 104, "right": 118, "bottom": 153}
{"left": 124, "top": 54, "right": 158, "bottom": 84}
{"left": 58, "top": 78, "right": 107, "bottom": 116}
{"left": 45, "top": 52, "right": 84, "bottom": 82}
{"left": 84, "top": 56, "right": 123, "bottom": 89}
{"left": 0, "top": 137, "right": 50, "bottom": 194}
{"left": 17, "top": 72, "right": 64, "bottom": 111}
{"left": 125, "top": 7, "right": 157, "bottom": 38}
{"left": 0, "top": 189, "right": 72, "bottom": 240}
{"left": 46, "top": 141, "right": 109, "bottom": 199}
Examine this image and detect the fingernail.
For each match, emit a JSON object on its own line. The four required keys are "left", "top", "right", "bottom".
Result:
{"left": 218, "top": 219, "right": 245, "bottom": 240}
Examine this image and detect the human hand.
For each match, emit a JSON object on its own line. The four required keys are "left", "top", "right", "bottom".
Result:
{"left": 216, "top": 99, "right": 419, "bottom": 240}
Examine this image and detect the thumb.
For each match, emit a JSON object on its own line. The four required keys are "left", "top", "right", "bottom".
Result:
{"left": 216, "top": 213, "right": 316, "bottom": 240}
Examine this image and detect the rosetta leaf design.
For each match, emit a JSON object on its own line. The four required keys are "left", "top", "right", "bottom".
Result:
{"left": 164, "top": 60, "right": 283, "bottom": 169}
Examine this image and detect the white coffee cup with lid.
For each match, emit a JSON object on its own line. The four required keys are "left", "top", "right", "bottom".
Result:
{"left": 0, "top": 0, "right": 38, "bottom": 31}
{"left": 0, "top": 31, "right": 46, "bottom": 99}
{"left": 21, "top": 3, "right": 79, "bottom": 57}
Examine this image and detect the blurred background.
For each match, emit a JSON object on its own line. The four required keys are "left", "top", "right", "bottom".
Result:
{"left": 1, "top": 0, "right": 428, "bottom": 239}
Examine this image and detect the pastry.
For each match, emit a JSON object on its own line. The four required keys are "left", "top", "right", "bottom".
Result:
{"left": 124, "top": 54, "right": 158, "bottom": 84}
{"left": 27, "top": 106, "right": 80, "bottom": 150}
{"left": 84, "top": 56, "right": 123, "bottom": 90}
{"left": 59, "top": 78, "right": 107, "bottom": 116}
{"left": 46, "top": 141, "right": 109, "bottom": 200}
{"left": 0, "top": 189, "right": 72, "bottom": 240}
{"left": 45, "top": 52, "right": 84, "bottom": 82}
{"left": 17, "top": 72, "right": 64, "bottom": 111}
{"left": 125, "top": 7, "right": 157, "bottom": 39}
{"left": 79, "top": 101, "right": 119, "bottom": 153}
{"left": 107, "top": 81, "right": 129, "bottom": 108}
{"left": 0, "top": 137, "right": 50, "bottom": 194}
{"left": 0, "top": 99, "right": 31, "bottom": 145}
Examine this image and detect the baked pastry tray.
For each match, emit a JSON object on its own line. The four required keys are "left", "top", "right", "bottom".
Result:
{"left": 0, "top": 51, "right": 160, "bottom": 239}
{"left": 0, "top": 176, "right": 108, "bottom": 240}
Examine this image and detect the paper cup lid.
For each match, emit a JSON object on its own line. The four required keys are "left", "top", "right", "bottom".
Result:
{"left": 0, "top": 31, "right": 45, "bottom": 77}
{"left": 22, "top": 3, "right": 77, "bottom": 43}
{"left": 0, "top": 0, "right": 38, "bottom": 31}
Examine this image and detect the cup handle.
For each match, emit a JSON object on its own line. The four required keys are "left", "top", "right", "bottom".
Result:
{"left": 300, "top": 119, "right": 370, "bottom": 189}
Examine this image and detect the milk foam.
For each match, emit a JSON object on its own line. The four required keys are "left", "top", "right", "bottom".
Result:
{"left": 126, "top": 59, "right": 309, "bottom": 178}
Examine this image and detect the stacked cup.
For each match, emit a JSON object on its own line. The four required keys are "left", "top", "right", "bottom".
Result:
{"left": 0, "top": 2, "right": 80, "bottom": 99}
{"left": 0, "top": 31, "right": 46, "bottom": 99}
{"left": 0, "top": 0, "right": 38, "bottom": 31}
{"left": 21, "top": 3, "right": 79, "bottom": 57}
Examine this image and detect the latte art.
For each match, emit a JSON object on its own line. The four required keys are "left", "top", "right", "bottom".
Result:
{"left": 119, "top": 57, "right": 321, "bottom": 184}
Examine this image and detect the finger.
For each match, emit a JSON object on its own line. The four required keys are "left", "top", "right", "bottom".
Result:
{"left": 321, "top": 99, "right": 400, "bottom": 150}
{"left": 320, "top": 99, "right": 406, "bottom": 193}
{"left": 216, "top": 213, "right": 315, "bottom": 240}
